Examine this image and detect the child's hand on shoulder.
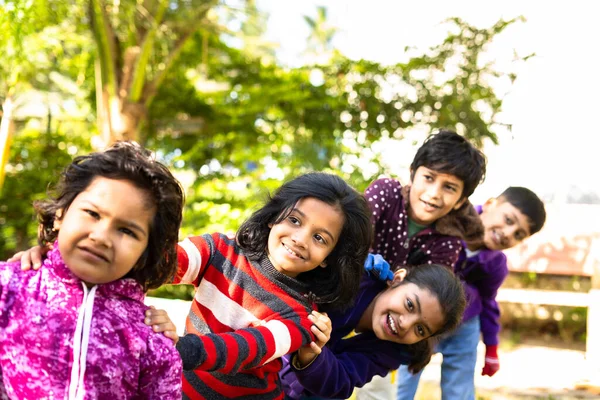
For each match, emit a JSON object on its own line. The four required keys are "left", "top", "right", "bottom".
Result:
{"left": 145, "top": 306, "right": 179, "bottom": 345}
{"left": 295, "top": 311, "right": 332, "bottom": 368}
{"left": 7, "top": 245, "right": 48, "bottom": 271}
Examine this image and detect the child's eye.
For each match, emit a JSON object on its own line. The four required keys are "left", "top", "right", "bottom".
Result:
{"left": 515, "top": 231, "right": 525, "bottom": 241}
{"left": 288, "top": 216, "right": 300, "bottom": 225}
{"left": 423, "top": 175, "right": 433, "bottom": 181}
{"left": 444, "top": 185, "right": 457, "bottom": 192}
{"left": 416, "top": 325, "right": 425, "bottom": 337}
{"left": 406, "top": 298, "right": 414, "bottom": 311}
{"left": 85, "top": 209, "right": 99, "bottom": 219}
{"left": 314, "top": 234, "right": 326, "bottom": 245}
{"left": 505, "top": 216, "right": 513, "bottom": 225}
{"left": 119, "top": 227, "right": 138, "bottom": 239}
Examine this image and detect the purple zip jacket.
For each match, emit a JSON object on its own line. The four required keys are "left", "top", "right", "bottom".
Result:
{"left": 0, "top": 245, "right": 182, "bottom": 400}
{"left": 454, "top": 205, "right": 509, "bottom": 346}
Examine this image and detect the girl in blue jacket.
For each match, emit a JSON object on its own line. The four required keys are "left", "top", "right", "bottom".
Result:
{"left": 279, "top": 262, "right": 466, "bottom": 399}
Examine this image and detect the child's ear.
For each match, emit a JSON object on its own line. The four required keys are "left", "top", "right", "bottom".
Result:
{"left": 452, "top": 197, "right": 467, "bottom": 211}
{"left": 53, "top": 209, "right": 64, "bottom": 231}
{"left": 392, "top": 268, "right": 408, "bottom": 284}
{"left": 481, "top": 197, "right": 498, "bottom": 213}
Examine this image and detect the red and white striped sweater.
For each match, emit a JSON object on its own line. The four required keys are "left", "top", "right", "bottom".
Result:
{"left": 174, "top": 233, "right": 315, "bottom": 399}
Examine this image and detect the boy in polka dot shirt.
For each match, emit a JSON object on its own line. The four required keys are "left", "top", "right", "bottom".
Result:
{"left": 356, "top": 130, "right": 486, "bottom": 399}
{"left": 366, "top": 130, "right": 486, "bottom": 272}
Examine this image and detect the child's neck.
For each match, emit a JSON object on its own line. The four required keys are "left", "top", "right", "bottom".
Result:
{"left": 356, "top": 295, "right": 378, "bottom": 333}
{"left": 466, "top": 242, "right": 484, "bottom": 252}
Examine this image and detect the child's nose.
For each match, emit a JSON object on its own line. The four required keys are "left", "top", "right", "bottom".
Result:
{"left": 89, "top": 223, "right": 111, "bottom": 246}
{"left": 426, "top": 183, "right": 442, "bottom": 199}
{"left": 504, "top": 226, "right": 519, "bottom": 242}
{"left": 291, "top": 229, "right": 309, "bottom": 248}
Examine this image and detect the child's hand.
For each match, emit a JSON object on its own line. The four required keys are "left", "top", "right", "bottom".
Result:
{"left": 364, "top": 253, "right": 394, "bottom": 281}
{"left": 7, "top": 245, "right": 47, "bottom": 271}
{"left": 482, "top": 345, "right": 500, "bottom": 376}
{"left": 145, "top": 306, "right": 179, "bottom": 345}
{"left": 296, "top": 311, "right": 332, "bottom": 368}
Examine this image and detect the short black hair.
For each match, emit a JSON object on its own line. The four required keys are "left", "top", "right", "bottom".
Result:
{"left": 237, "top": 172, "right": 373, "bottom": 311}
{"left": 35, "top": 141, "right": 185, "bottom": 291}
{"left": 410, "top": 130, "right": 486, "bottom": 199}
{"left": 499, "top": 186, "right": 546, "bottom": 235}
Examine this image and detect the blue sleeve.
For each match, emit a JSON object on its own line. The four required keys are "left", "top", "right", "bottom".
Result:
{"left": 291, "top": 334, "right": 412, "bottom": 398}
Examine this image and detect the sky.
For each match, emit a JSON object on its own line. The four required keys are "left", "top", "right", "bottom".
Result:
{"left": 256, "top": 0, "right": 600, "bottom": 205}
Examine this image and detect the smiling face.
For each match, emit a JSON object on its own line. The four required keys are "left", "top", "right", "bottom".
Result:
{"left": 369, "top": 280, "right": 444, "bottom": 345}
{"left": 55, "top": 177, "right": 155, "bottom": 286}
{"left": 408, "top": 166, "right": 466, "bottom": 225}
{"left": 267, "top": 197, "right": 344, "bottom": 278}
{"left": 480, "top": 198, "right": 532, "bottom": 251}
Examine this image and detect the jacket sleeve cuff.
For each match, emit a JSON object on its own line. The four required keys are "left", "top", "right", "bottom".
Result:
{"left": 485, "top": 344, "right": 498, "bottom": 359}
{"left": 176, "top": 334, "right": 206, "bottom": 370}
{"left": 291, "top": 352, "right": 319, "bottom": 370}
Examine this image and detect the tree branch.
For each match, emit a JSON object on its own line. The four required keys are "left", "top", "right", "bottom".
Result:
{"left": 128, "top": 0, "right": 168, "bottom": 103}
{"left": 143, "top": 28, "right": 196, "bottom": 108}
{"left": 89, "top": 0, "right": 118, "bottom": 97}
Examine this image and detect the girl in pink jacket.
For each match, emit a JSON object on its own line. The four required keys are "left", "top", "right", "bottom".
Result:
{"left": 0, "top": 142, "right": 184, "bottom": 400}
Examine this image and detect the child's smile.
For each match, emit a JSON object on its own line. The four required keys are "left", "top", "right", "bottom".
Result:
{"left": 480, "top": 199, "right": 531, "bottom": 250}
{"left": 369, "top": 282, "right": 444, "bottom": 345}
{"left": 282, "top": 242, "right": 306, "bottom": 260}
{"left": 386, "top": 313, "right": 399, "bottom": 335}
{"left": 409, "top": 166, "right": 465, "bottom": 225}
{"left": 267, "top": 197, "right": 344, "bottom": 278}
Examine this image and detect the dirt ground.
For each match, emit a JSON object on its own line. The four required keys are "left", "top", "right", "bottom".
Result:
{"left": 413, "top": 333, "right": 599, "bottom": 400}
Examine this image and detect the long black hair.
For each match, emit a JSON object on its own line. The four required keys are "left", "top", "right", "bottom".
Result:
{"left": 237, "top": 172, "right": 373, "bottom": 311}
{"left": 35, "top": 141, "right": 184, "bottom": 291}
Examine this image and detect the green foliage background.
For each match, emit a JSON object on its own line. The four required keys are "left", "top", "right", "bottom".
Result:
{"left": 0, "top": 2, "right": 528, "bottom": 299}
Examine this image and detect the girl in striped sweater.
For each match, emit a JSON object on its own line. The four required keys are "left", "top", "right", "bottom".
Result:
{"left": 165, "top": 172, "right": 373, "bottom": 399}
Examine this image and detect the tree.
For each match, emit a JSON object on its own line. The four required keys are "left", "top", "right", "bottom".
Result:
{"left": 141, "top": 16, "right": 526, "bottom": 239}
{"left": 89, "top": 0, "right": 247, "bottom": 145}
{"left": 0, "top": 0, "right": 47, "bottom": 190}
{"left": 0, "top": 9, "right": 527, "bottom": 261}
{"left": 0, "top": 0, "right": 90, "bottom": 191}
{"left": 303, "top": 5, "right": 338, "bottom": 63}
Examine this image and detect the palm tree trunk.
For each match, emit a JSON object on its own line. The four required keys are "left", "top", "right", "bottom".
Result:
{"left": 0, "top": 96, "right": 16, "bottom": 191}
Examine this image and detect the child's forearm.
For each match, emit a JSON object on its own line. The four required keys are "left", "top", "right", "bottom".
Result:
{"left": 176, "top": 322, "right": 314, "bottom": 374}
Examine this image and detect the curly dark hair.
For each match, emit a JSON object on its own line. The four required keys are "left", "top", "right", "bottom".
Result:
{"left": 391, "top": 263, "right": 466, "bottom": 373}
{"left": 237, "top": 172, "right": 373, "bottom": 311}
{"left": 34, "top": 141, "right": 184, "bottom": 291}
{"left": 410, "top": 130, "right": 487, "bottom": 199}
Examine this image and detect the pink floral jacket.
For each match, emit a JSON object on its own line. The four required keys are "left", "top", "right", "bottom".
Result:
{"left": 0, "top": 246, "right": 182, "bottom": 399}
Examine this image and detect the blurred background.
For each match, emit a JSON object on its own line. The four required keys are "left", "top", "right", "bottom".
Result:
{"left": 1, "top": 1, "right": 599, "bottom": 398}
